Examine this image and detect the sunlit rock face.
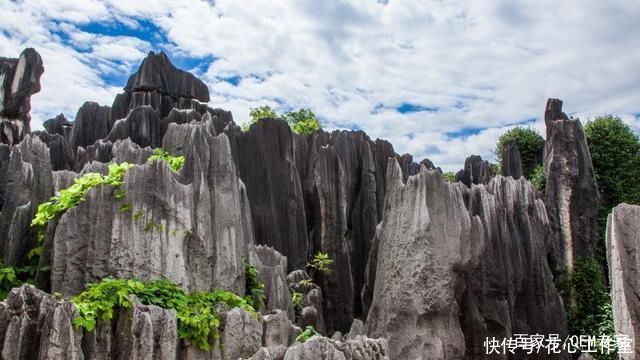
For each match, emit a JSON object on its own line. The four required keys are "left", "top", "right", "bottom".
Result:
{"left": 544, "top": 98, "right": 599, "bottom": 272}
{"left": 365, "top": 159, "right": 567, "bottom": 359}
{"left": 606, "top": 204, "right": 640, "bottom": 360}
{"left": 0, "top": 48, "right": 44, "bottom": 146}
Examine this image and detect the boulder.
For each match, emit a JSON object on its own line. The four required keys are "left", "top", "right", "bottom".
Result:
{"left": 606, "top": 204, "right": 640, "bottom": 359}
{"left": 283, "top": 336, "right": 389, "bottom": 360}
{"left": 250, "top": 245, "right": 294, "bottom": 319}
{"left": 222, "top": 308, "right": 263, "bottom": 360}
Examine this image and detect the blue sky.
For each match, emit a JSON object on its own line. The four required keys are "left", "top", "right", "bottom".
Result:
{"left": 1, "top": 0, "right": 639, "bottom": 171}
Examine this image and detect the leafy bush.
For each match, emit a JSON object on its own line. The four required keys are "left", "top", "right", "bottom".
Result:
{"left": 529, "top": 164, "right": 546, "bottom": 193}
{"left": 441, "top": 171, "right": 456, "bottom": 183}
{"left": 283, "top": 109, "right": 322, "bottom": 136}
{"left": 244, "top": 262, "right": 266, "bottom": 309}
{"left": 555, "top": 258, "right": 616, "bottom": 359}
{"left": 495, "top": 127, "right": 544, "bottom": 178}
{"left": 308, "top": 251, "right": 333, "bottom": 276}
{"left": 291, "top": 291, "right": 303, "bottom": 317}
{"left": 295, "top": 325, "right": 320, "bottom": 343}
{"left": 585, "top": 115, "right": 640, "bottom": 265}
{"left": 147, "top": 148, "right": 185, "bottom": 172}
{"left": 72, "top": 278, "right": 256, "bottom": 351}
{"left": 245, "top": 105, "right": 322, "bottom": 135}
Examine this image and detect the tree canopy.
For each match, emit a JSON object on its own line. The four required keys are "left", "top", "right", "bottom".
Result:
{"left": 244, "top": 105, "right": 322, "bottom": 136}
{"left": 495, "top": 127, "right": 544, "bottom": 179}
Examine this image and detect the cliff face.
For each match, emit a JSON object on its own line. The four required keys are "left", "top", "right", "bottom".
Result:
{"left": 0, "top": 49, "right": 614, "bottom": 359}
{"left": 364, "top": 161, "right": 567, "bottom": 359}
{"left": 606, "top": 204, "right": 640, "bottom": 359}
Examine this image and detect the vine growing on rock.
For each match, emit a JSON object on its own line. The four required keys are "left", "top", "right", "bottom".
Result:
{"left": 244, "top": 261, "right": 266, "bottom": 309}
{"left": 72, "top": 278, "right": 256, "bottom": 351}
{"left": 147, "top": 148, "right": 185, "bottom": 172}
{"left": 32, "top": 162, "right": 134, "bottom": 228}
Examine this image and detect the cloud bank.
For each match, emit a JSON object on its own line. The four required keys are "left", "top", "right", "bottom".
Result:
{"left": 1, "top": 0, "right": 638, "bottom": 170}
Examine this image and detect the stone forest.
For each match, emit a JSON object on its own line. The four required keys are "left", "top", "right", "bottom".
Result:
{"left": 0, "top": 48, "right": 638, "bottom": 359}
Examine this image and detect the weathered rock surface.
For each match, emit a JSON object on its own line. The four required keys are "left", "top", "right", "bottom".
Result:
{"left": 283, "top": 336, "right": 389, "bottom": 360}
{"left": 365, "top": 160, "right": 484, "bottom": 359}
{"left": 460, "top": 176, "right": 568, "bottom": 359}
{"left": 250, "top": 245, "right": 294, "bottom": 319}
{"left": 365, "top": 159, "right": 567, "bottom": 359}
{"left": 43, "top": 113, "right": 72, "bottom": 137}
{"left": 606, "top": 204, "right": 640, "bottom": 359}
{"left": 287, "top": 270, "right": 326, "bottom": 334}
{"left": 231, "top": 119, "right": 309, "bottom": 271}
{"left": 52, "top": 121, "right": 252, "bottom": 296}
{"left": 0, "top": 135, "right": 53, "bottom": 266}
{"left": 69, "top": 102, "right": 114, "bottom": 150}
{"left": 456, "top": 155, "right": 492, "bottom": 186}
{"left": 544, "top": 98, "right": 599, "bottom": 272}
{"left": 0, "top": 48, "right": 44, "bottom": 145}
{"left": 501, "top": 141, "right": 523, "bottom": 179}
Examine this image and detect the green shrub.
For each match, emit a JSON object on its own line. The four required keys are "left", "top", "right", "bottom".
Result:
{"left": 244, "top": 262, "right": 266, "bottom": 309}
{"left": 72, "top": 278, "right": 256, "bottom": 351}
{"left": 147, "top": 148, "right": 185, "bottom": 172}
{"left": 529, "top": 164, "right": 546, "bottom": 193}
{"left": 245, "top": 105, "right": 322, "bottom": 135}
{"left": 295, "top": 325, "right": 320, "bottom": 343}
{"left": 291, "top": 291, "right": 303, "bottom": 317}
{"left": 495, "top": 127, "right": 544, "bottom": 178}
{"left": 442, "top": 171, "right": 456, "bottom": 183}
{"left": 555, "top": 258, "right": 616, "bottom": 359}
{"left": 308, "top": 251, "right": 333, "bottom": 276}
{"left": 585, "top": 115, "right": 640, "bottom": 266}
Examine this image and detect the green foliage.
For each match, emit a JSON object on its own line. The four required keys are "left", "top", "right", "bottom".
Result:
{"left": 244, "top": 262, "right": 266, "bottom": 309}
{"left": 529, "top": 164, "right": 546, "bottom": 193}
{"left": 283, "top": 108, "right": 322, "bottom": 136}
{"left": 556, "top": 258, "right": 616, "bottom": 359}
{"left": 32, "top": 162, "right": 134, "bottom": 228}
{"left": 441, "top": 171, "right": 456, "bottom": 183}
{"left": 72, "top": 277, "right": 256, "bottom": 351}
{"left": 291, "top": 291, "right": 303, "bottom": 316}
{"left": 585, "top": 115, "right": 640, "bottom": 264}
{"left": 0, "top": 264, "right": 20, "bottom": 299}
{"left": 245, "top": 105, "right": 322, "bottom": 135}
{"left": 308, "top": 251, "right": 333, "bottom": 275}
{"left": 147, "top": 148, "right": 185, "bottom": 172}
{"left": 295, "top": 325, "right": 320, "bottom": 343}
{"left": 495, "top": 127, "right": 544, "bottom": 178}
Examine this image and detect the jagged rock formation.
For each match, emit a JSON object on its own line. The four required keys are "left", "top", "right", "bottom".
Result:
{"left": 0, "top": 135, "right": 53, "bottom": 266}
{"left": 0, "top": 50, "right": 602, "bottom": 359}
{"left": 0, "top": 48, "right": 44, "bottom": 145}
{"left": 365, "top": 160, "right": 485, "bottom": 359}
{"left": 544, "top": 98, "right": 599, "bottom": 272}
{"left": 501, "top": 141, "right": 523, "bottom": 179}
{"left": 455, "top": 155, "right": 492, "bottom": 186}
{"left": 606, "top": 204, "right": 640, "bottom": 359}
{"left": 52, "top": 120, "right": 252, "bottom": 296}
{"left": 365, "top": 159, "right": 567, "bottom": 359}
{"left": 460, "top": 176, "right": 568, "bottom": 359}
{"left": 1, "top": 285, "right": 384, "bottom": 360}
